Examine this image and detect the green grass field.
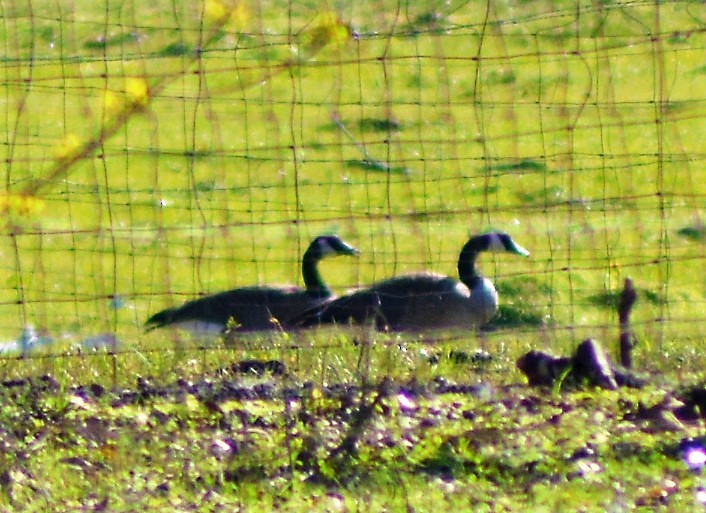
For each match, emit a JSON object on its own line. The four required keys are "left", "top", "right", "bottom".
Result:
{"left": 0, "top": 0, "right": 704, "bottom": 510}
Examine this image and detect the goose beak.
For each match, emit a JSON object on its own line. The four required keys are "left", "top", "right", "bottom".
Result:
{"left": 339, "top": 241, "right": 360, "bottom": 256}
{"left": 509, "top": 240, "right": 530, "bottom": 257}
{"left": 319, "top": 236, "right": 360, "bottom": 257}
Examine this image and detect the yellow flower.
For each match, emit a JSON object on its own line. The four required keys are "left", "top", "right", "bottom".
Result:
{"left": 302, "top": 12, "right": 350, "bottom": 55}
{"left": 125, "top": 77, "right": 150, "bottom": 109}
{"left": 53, "top": 134, "right": 83, "bottom": 162}
{"left": 101, "top": 89, "right": 124, "bottom": 119}
{"left": 101, "top": 78, "right": 150, "bottom": 121}
{"left": 204, "top": 0, "right": 229, "bottom": 23}
{"left": 0, "top": 193, "right": 45, "bottom": 216}
{"left": 204, "top": 0, "right": 249, "bottom": 29}
{"left": 229, "top": 1, "right": 249, "bottom": 30}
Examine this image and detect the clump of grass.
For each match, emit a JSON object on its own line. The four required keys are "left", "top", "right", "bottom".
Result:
{"left": 516, "top": 185, "right": 566, "bottom": 205}
{"left": 357, "top": 117, "right": 403, "bottom": 133}
{"left": 491, "top": 277, "right": 552, "bottom": 327}
{"left": 585, "top": 288, "right": 665, "bottom": 309}
{"left": 493, "top": 304, "right": 548, "bottom": 327}
{"left": 677, "top": 223, "right": 705, "bottom": 242}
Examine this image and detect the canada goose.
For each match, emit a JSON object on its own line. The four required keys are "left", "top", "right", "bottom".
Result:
{"left": 145, "top": 235, "right": 359, "bottom": 334}
{"left": 296, "top": 232, "right": 529, "bottom": 331}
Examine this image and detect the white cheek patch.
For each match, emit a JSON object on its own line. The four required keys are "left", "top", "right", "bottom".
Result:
{"left": 454, "top": 281, "right": 471, "bottom": 298}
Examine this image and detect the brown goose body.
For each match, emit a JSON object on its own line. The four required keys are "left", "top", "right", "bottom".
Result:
{"left": 146, "top": 235, "right": 359, "bottom": 334}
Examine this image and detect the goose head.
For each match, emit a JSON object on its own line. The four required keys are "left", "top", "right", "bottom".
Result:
{"left": 468, "top": 231, "right": 530, "bottom": 257}
{"left": 306, "top": 235, "right": 360, "bottom": 260}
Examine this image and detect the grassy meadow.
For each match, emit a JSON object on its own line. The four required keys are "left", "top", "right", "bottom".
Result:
{"left": 0, "top": 0, "right": 704, "bottom": 510}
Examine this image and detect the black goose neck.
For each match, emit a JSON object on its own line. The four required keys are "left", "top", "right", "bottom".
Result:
{"left": 302, "top": 247, "right": 331, "bottom": 298}
{"left": 457, "top": 239, "right": 483, "bottom": 289}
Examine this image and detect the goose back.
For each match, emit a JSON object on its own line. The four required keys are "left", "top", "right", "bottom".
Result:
{"left": 301, "top": 272, "right": 498, "bottom": 331}
{"left": 146, "top": 285, "right": 334, "bottom": 333}
{"left": 145, "top": 235, "right": 359, "bottom": 334}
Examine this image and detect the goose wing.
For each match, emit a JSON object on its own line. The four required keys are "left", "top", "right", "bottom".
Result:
{"left": 147, "top": 285, "right": 333, "bottom": 332}
{"left": 365, "top": 274, "right": 474, "bottom": 330}
{"left": 298, "top": 273, "right": 480, "bottom": 331}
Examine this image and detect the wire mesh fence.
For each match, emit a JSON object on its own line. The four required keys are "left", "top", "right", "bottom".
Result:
{"left": 0, "top": 0, "right": 704, "bottom": 367}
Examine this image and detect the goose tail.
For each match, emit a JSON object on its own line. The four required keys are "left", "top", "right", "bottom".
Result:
{"left": 145, "top": 308, "right": 177, "bottom": 331}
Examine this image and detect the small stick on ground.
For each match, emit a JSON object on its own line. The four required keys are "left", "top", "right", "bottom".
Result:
{"left": 618, "top": 277, "right": 638, "bottom": 369}
{"left": 326, "top": 378, "right": 391, "bottom": 470}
